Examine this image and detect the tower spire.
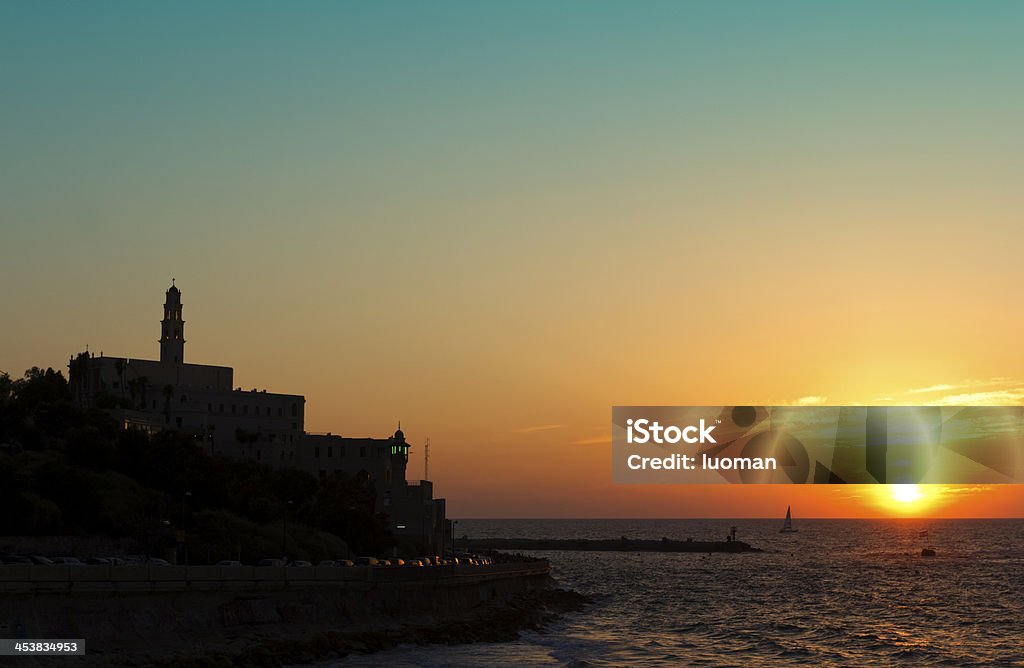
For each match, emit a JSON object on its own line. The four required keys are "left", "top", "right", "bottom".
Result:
{"left": 160, "top": 281, "right": 185, "bottom": 364}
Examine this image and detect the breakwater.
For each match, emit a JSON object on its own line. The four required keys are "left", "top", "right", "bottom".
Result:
{"left": 464, "top": 537, "right": 762, "bottom": 553}
{"left": 1, "top": 561, "right": 585, "bottom": 666}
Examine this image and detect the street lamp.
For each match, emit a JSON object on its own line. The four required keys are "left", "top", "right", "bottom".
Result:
{"left": 181, "top": 490, "right": 192, "bottom": 566}
{"left": 282, "top": 499, "right": 293, "bottom": 562}
{"left": 451, "top": 520, "right": 459, "bottom": 559}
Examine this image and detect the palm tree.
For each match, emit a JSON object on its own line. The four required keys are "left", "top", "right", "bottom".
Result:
{"left": 68, "top": 351, "right": 91, "bottom": 408}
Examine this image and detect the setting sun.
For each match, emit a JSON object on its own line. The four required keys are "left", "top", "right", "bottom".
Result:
{"left": 891, "top": 485, "right": 923, "bottom": 504}
{"left": 872, "top": 484, "right": 943, "bottom": 516}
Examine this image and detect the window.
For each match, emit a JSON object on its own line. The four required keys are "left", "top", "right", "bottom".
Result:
{"left": 315, "top": 447, "right": 320, "bottom": 458}
{"left": 360, "top": 446, "right": 366, "bottom": 458}
{"left": 152, "top": 400, "right": 157, "bottom": 409}
{"left": 207, "top": 403, "right": 212, "bottom": 412}
{"left": 175, "top": 417, "right": 182, "bottom": 427}
{"left": 232, "top": 405, "right": 236, "bottom": 413}
{"left": 256, "top": 450, "right": 261, "bottom": 461}
{"left": 291, "top": 403, "right": 297, "bottom": 417}
{"left": 291, "top": 422, "right": 297, "bottom": 429}
{"left": 266, "top": 407, "right": 271, "bottom": 416}
{"left": 328, "top": 446, "right": 333, "bottom": 458}
{"left": 339, "top": 448, "right": 344, "bottom": 458}
{"left": 243, "top": 405, "right": 248, "bottom": 414}
{"left": 219, "top": 404, "right": 224, "bottom": 413}
{"left": 319, "top": 470, "right": 326, "bottom": 479}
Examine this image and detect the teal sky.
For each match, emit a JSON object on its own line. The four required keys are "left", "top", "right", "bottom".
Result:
{"left": 3, "top": 2, "right": 1024, "bottom": 515}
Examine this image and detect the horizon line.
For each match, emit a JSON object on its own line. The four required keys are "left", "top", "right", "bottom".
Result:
{"left": 451, "top": 516, "right": 1024, "bottom": 521}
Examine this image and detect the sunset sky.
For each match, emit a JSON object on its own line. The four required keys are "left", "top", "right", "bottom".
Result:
{"left": 3, "top": 2, "right": 1023, "bottom": 518}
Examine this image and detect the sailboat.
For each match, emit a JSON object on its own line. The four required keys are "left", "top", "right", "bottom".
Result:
{"left": 780, "top": 505, "right": 797, "bottom": 533}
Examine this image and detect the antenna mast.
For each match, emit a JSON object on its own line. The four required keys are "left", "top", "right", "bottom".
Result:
{"left": 424, "top": 437, "right": 430, "bottom": 481}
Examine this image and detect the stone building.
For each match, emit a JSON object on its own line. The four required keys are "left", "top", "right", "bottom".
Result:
{"left": 68, "top": 282, "right": 447, "bottom": 553}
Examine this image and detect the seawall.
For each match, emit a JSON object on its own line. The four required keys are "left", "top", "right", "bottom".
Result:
{"left": 1, "top": 562, "right": 579, "bottom": 666}
{"left": 464, "top": 537, "right": 763, "bottom": 553}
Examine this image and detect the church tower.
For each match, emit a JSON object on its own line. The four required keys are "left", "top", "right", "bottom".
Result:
{"left": 160, "top": 280, "right": 185, "bottom": 364}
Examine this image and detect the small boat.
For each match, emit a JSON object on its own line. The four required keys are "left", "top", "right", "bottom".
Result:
{"left": 780, "top": 505, "right": 797, "bottom": 533}
{"left": 921, "top": 548, "right": 936, "bottom": 557}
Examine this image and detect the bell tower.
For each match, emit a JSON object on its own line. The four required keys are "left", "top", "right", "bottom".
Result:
{"left": 160, "top": 279, "right": 185, "bottom": 364}
{"left": 390, "top": 423, "right": 409, "bottom": 484}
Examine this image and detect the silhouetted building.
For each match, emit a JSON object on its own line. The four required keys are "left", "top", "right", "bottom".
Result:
{"left": 303, "top": 427, "right": 447, "bottom": 551}
{"left": 68, "top": 282, "right": 447, "bottom": 553}
{"left": 69, "top": 282, "right": 305, "bottom": 463}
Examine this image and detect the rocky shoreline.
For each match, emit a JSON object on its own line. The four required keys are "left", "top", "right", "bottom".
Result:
{"left": 9, "top": 562, "right": 588, "bottom": 667}
{"left": 120, "top": 586, "right": 589, "bottom": 668}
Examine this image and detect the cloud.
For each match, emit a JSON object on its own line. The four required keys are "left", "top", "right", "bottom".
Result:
{"left": 934, "top": 485, "right": 995, "bottom": 496}
{"left": 789, "top": 395, "right": 828, "bottom": 406}
{"left": 906, "top": 378, "right": 1017, "bottom": 395}
{"left": 888, "top": 378, "right": 1024, "bottom": 406}
{"left": 512, "top": 424, "right": 564, "bottom": 434}
{"left": 567, "top": 435, "right": 610, "bottom": 446}
{"left": 926, "top": 389, "right": 1024, "bottom": 406}
{"left": 908, "top": 383, "right": 956, "bottom": 394}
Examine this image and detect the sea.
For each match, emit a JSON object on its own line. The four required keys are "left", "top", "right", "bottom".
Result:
{"left": 321, "top": 519, "right": 1024, "bottom": 667}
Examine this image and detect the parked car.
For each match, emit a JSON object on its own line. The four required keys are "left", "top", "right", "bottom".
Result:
{"left": 257, "top": 558, "right": 285, "bottom": 567}
{"left": 404, "top": 559, "right": 423, "bottom": 567}
{"left": 336, "top": 559, "right": 355, "bottom": 567}
{"left": 0, "top": 555, "right": 33, "bottom": 565}
{"left": 29, "top": 555, "right": 54, "bottom": 565}
{"left": 354, "top": 556, "right": 379, "bottom": 566}
{"left": 289, "top": 560, "right": 313, "bottom": 568}
{"left": 147, "top": 558, "right": 172, "bottom": 566}
{"left": 83, "top": 557, "right": 111, "bottom": 565}
{"left": 50, "top": 556, "right": 84, "bottom": 566}
{"left": 216, "top": 560, "right": 243, "bottom": 567}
